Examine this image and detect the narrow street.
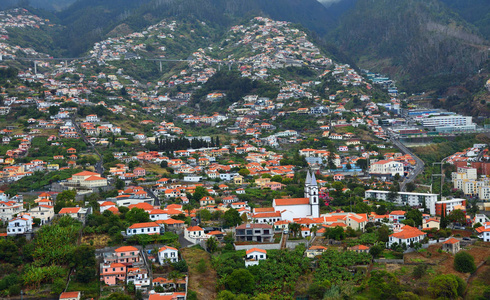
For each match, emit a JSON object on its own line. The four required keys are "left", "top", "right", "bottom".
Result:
{"left": 71, "top": 115, "right": 104, "bottom": 174}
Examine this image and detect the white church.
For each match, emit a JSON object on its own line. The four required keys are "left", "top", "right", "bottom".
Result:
{"left": 269, "top": 171, "right": 320, "bottom": 221}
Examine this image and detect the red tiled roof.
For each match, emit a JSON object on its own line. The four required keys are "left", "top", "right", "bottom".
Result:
{"left": 128, "top": 222, "right": 159, "bottom": 229}
{"left": 58, "top": 207, "right": 81, "bottom": 214}
{"left": 246, "top": 248, "right": 266, "bottom": 254}
{"left": 115, "top": 246, "right": 138, "bottom": 252}
{"left": 390, "top": 225, "right": 425, "bottom": 239}
{"left": 186, "top": 226, "right": 204, "bottom": 231}
{"left": 59, "top": 291, "right": 80, "bottom": 299}
{"left": 443, "top": 238, "right": 460, "bottom": 244}
{"left": 274, "top": 198, "right": 309, "bottom": 206}
{"left": 159, "top": 246, "right": 178, "bottom": 252}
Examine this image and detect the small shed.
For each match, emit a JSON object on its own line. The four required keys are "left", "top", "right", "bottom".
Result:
{"left": 442, "top": 238, "right": 460, "bottom": 254}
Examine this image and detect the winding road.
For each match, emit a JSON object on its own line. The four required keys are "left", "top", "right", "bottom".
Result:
{"left": 390, "top": 137, "right": 425, "bottom": 192}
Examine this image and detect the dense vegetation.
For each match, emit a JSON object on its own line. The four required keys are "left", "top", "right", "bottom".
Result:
{"left": 189, "top": 71, "right": 279, "bottom": 114}
{"left": 331, "top": 0, "right": 488, "bottom": 92}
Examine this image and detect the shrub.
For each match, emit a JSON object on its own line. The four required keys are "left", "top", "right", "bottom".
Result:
{"left": 454, "top": 251, "right": 476, "bottom": 273}
{"left": 412, "top": 264, "right": 427, "bottom": 279}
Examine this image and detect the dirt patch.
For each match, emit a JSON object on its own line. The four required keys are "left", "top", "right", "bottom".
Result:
{"left": 182, "top": 247, "right": 217, "bottom": 300}
{"left": 451, "top": 229, "right": 472, "bottom": 237}
{"left": 81, "top": 234, "right": 110, "bottom": 248}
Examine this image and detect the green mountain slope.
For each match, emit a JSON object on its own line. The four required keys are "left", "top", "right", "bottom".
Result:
{"left": 440, "top": 0, "right": 490, "bottom": 40}
{"left": 330, "top": 0, "right": 489, "bottom": 92}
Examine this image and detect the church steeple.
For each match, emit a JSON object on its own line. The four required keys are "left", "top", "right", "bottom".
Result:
{"left": 307, "top": 169, "right": 320, "bottom": 218}
{"left": 310, "top": 171, "right": 317, "bottom": 186}
{"left": 305, "top": 170, "right": 311, "bottom": 185}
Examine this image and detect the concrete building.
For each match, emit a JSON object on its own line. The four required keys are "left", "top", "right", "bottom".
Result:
{"left": 365, "top": 190, "right": 438, "bottom": 215}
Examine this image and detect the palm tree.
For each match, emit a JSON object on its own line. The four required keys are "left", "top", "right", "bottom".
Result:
{"left": 289, "top": 223, "right": 300, "bottom": 238}
{"left": 311, "top": 225, "right": 318, "bottom": 237}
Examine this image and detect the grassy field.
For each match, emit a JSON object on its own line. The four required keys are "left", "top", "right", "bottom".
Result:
{"left": 181, "top": 246, "right": 217, "bottom": 300}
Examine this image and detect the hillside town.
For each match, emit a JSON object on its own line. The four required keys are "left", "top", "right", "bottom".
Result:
{"left": 0, "top": 8, "right": 490, "bottom": 300}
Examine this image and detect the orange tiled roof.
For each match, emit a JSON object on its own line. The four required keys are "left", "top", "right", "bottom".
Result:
{"left": 274, "top": 198, "right": 309, "bottom": 206}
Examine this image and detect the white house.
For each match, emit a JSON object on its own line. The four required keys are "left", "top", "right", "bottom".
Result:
{"left": 126, "top": 222, "right": 161, "bottom": 236}
{"left": 184, "top": 226, "right": 205, "bottom": 242}
{"left": 245, "top": 248, "right": 267, "bottom": 267}
{"left": 0, "top": 200, "right": 24, "bottom": 221}
{"left": 7, "top": 214, "right": 33, "bottom": 235}
{"left": 388, "top": 225, "right": 426, "bottom": 247}
{"left": 28, "top": 204, "right": 54, "bottom": 225}
{"left": 158, "top": 246, "right": 179, "bottom": 264}
{"left": 59, "top": 291, "right": 81, "bottom": 300}
{"left": 149, "top": 209, "right": 169, "bottom": 221}
{"left": 99, "top": 201, "right": 116, "bottom": 213}
{"left": 85, "top": 114, "right": 99, "bottom": 122}
{"left": 476, "top": 222, "right": 490, "bottom": 242}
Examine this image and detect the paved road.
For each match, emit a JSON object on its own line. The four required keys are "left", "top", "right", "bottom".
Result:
{"left": 390, "top": 138, "right": 425, "bottom": 192}
{"left": 71, "top": 115, "right": 104, "bottom": 174}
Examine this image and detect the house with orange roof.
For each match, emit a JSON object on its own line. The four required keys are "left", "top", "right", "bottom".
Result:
{"left": 349, "top": 244, "right": 370, "bottom": 253}
{"left": 126, "top": 266, "right": 150, "bottom": 289}
{"left": 245, "top": 248, "right": 267, "bottom": 267}
{"left": 7, "top": 214, "right": 33, "bottom": 235}
{"left": 59, "top": 291, "right": 81, "bottom": 300}
{"left": 305, "top": 245, "right": 328, "bottom": 258}
{"left": 442, "top": 238, "right": 460, "bottom": 254}
{"left": 252, "top": 211, "right": 282, "bottom": 224}
{"left": 58, "top": 206, "right": 91, "bottom": 223}
{"left": 199, "top": 196, "right": 215, "bottom": 207}
{"left": 388, "top": 225, "right": 426, "bottom": 247}
{"left": 100, "top": 262, "right": 126, "bottom": 285}
{"left": 157, "top": 218, "right": 185, "bottom": 229}
{"left": 158, "top": 246, "right": 179, "bottom": 264}
{"left": 0, "top": 200, "right": 24, "bottom": 221}
{"left": 475, "top": 221, "right": 490, "bottom": 241}
{"left": 28, "top": 204, "right": 54, "bottom": 225}
{"left": 148, "top": 292, "right": 186, "bottom": 300}
{"left": 389, "top": 210, "right": 406, "bottom": 223}
{"left": 152, "top": 276, "right": 187, "bottom": 293}
{"left": 345, "top": 213, "right": 368, "bottom": 231}
{"left": 128, "top": 202, "right": 154, "bottom": 212}
{"left": 273, "top": 220, "right": 291, "bottom": 231}
{"left": 184, "top": 226, "right": 205, "bottom": 242}
{"left": 100, "top": 201, "right": 116, "bottom": 213}
{"left": 66, "top": 171, "right": 107, "bottom": 188}
{"left": 126, "top": 222, "right": 161, "bottom": 236}
{"left": 422, "top": 218, "right": 440, "bottom": 230}
{"left": 149, "top": 209, "right": 169, "bottom": 221}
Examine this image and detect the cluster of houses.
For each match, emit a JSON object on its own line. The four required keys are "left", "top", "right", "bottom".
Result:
{"left": 98, "top": 245, "right": 186, "bottom": 295}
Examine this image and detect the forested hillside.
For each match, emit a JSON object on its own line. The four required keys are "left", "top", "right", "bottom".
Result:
{"left": 440, "top": 0, "right": 490, "bottom": 40}
{"left": 330, "top": 0, "right": 489, "bottom": 92}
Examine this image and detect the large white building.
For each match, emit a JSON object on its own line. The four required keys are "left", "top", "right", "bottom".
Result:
{"left": 421, "top": 115, "right": 473, "bottom": 128}
{"left": 365, "top": 190, "right": 438, "bottom": 215}
{"left": 369, "top": 160, "right": 404, "bottom": 177}
{"left": 272, "top": 171, "right": 320, "bottom": 221}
